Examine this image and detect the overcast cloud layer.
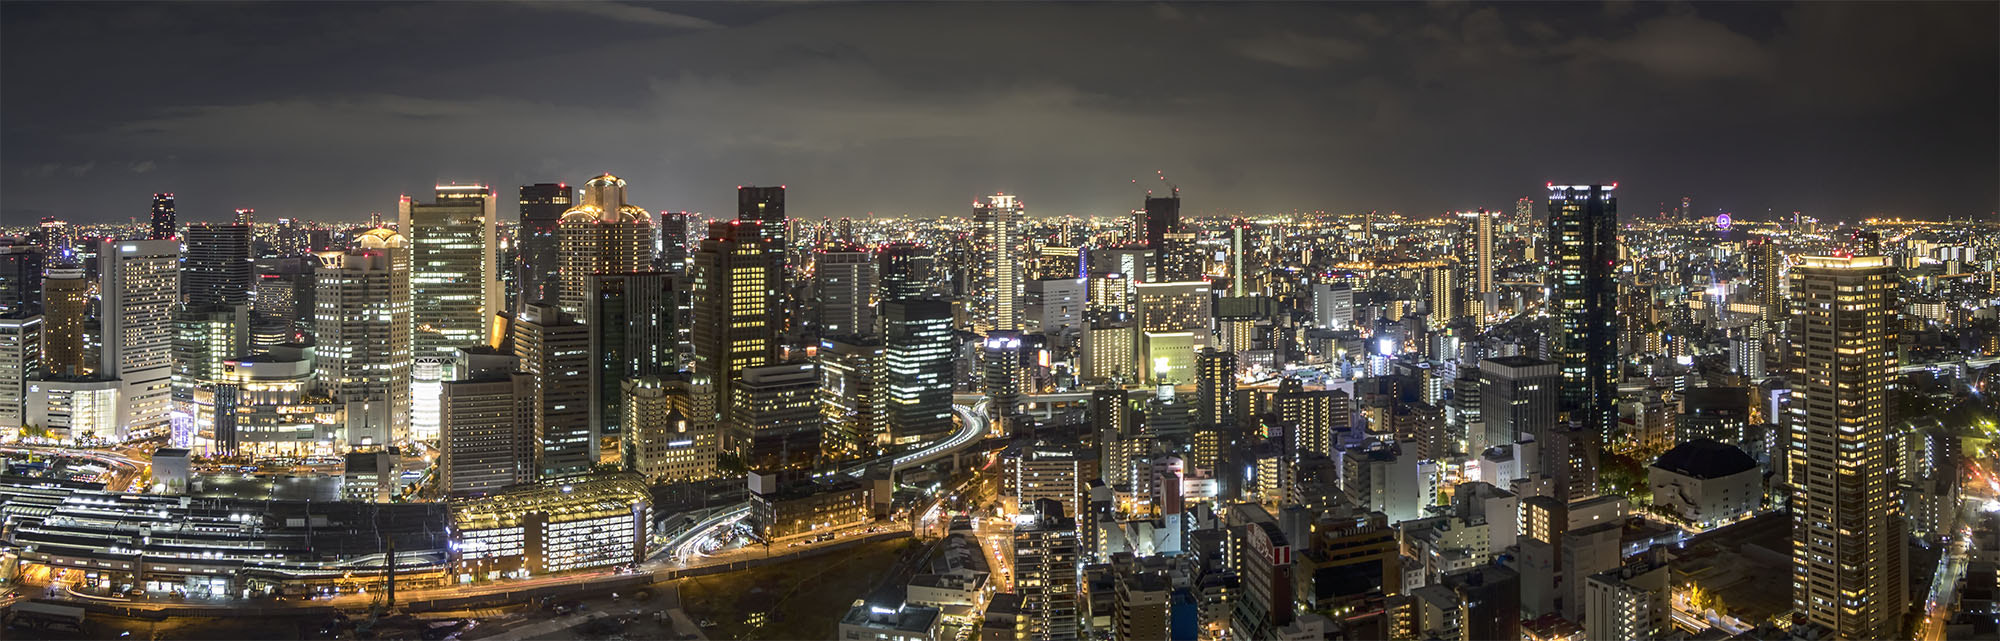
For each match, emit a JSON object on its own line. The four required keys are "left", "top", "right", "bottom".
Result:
{"left": 2, "top": 1, "right": 1994, "bottom": 225}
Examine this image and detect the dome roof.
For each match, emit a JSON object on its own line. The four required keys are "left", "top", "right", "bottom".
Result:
{"left": 354, "top": 227, "right": 407, "bottom": 249}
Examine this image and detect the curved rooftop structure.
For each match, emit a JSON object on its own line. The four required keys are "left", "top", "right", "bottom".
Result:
{"left": 561, "top": 173, "right": 651, "bottom": 224}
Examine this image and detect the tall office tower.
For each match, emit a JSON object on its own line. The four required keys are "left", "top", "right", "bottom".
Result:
{"left": 181, "top": 223, "right": 254, "bottom": 307}
{"left": 1142, "top": 191, "right": 1181, "bottom": 252}
{"left": 658, "top": 210, "right": 691, "bottom": 272}
{"left": 736, "top": 185, "right": 787, "bottom": 255}
{"left": 400, "top": 185, "right": 500, "bottom": 362}
{"left": 973, "top": 193, "right": 1023, "bottom": 333}
{"left": 1195, "top": 347, "right": 1236, "bottom": 428}
{"left": 41, "top": 268, "right": 86, "bottom": 378}
{"left": 983, "top": 332, "right": 1024, "bottom": 437}
{"left": 813, "top": 244, "right": 876, "bottom": 338}
{"left": 883, "top": 299, "right": 954, "bottom": 445}
{"left": 556, "top": 174, "right": 654, "bottom": 318}
{"left": 691, "top": 220, "right": 780, "bottom": 430}
{"left": 1014, "top": 498, "right": 1082, "bottom": 641}
{"left": 234, "top": 207, "right": 255, "bottom": 225}
{"left": 518, "top": 182, "right": 574, "bottom": 306}
{"left": 1158, "top": 231, "right": 1202, "bottom": 282}
{"left": 732, "top": 362, "right": 820, "bottom": 469}
{"left": 1426, "top": 263, "right": 1459, "bottom": 328}
{"left": 624, "top": 376, "right": 714, "bottom": 482}
{"left": 149, "top": 193, "right": 177, "bottom": 240}
{"left": 1546, "top": 184, "right": 1616, "bottom": 490}
{"left": 99, "top": 239, "right": 179, "bottom": 441}
{"left": 818, "top": 336, "right": 885, "bottom": 457}
{"left": 1229, "top": 218, "right": 1253, "bottom": 296}
{"left": 1472, "top": 208, "right": 1494, "bottom": 322}
{"left": 514, "top": 302, "right": 591, "bottom": 478}
{"left": 878, "top": 242, "right": 932, "bottom": 302}
{"left": 1749, "top": 236, "right": 1785, "bottom": 325}
{"left": 313, "top": 230, "right": 411, "bottom": 447}
{"left": 0, "top": 243, "right": 44, "bottom": 315}
{"left": 585, "top": 272, "right": 678, "bottom": 458}
{"left": 0, "top": 314, "right": 40, "bottom": 429}
{"left": 1788, "top": 254, "right": 1904, "bottom": 639}
{"left": 1515, "top": 196, "right": 1533, "bottom": 227}
{"left": 169, "top": 304, "right": 246, "bottom": 419}
{"left": 440, "top": 348, "right": 534, "bottom": 497}
{"left": 1477, "top": 356, "right": 1560, "bottom": 456}
{"left": 1312, "top": 282, "right": 1355, "bottom": 330}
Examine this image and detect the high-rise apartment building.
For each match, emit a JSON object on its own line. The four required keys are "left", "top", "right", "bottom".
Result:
{"left": 150, "top": 193, "right": 177, "bottom": 240}
{"left": 974, "top": 193, "right": 1023, "bottom": 332}
{"left": 883, "top": 299, "right": 954, "bottom": 445}
{"left": 1749, "top": 236, "right": 1785, "bottom": 326}
{"left": 518, "top": 182, "right": 574, "bottom": 307}
{"left": 1427, "top": 263, "right": 1459, "bottom": 328}
{"left": 556, "top": 175, "right": 653, "bottom": 318}
{"left": 41, "top": 268, "right": 87, "bottom": 378}
{"left": 312, "top": 230, "right": 411, "bottom": 446}
{"left": 1788, "top": 254, "right": 1904, "bottom": 639}
{"left": 624, "top": 376, "right": 713, "bottom": 482}
{"left": 1014, "top": 498, "right": 1081, "bottom": 641}
{"left": 983, "top": 332, "right": 1024, "bottom": 436}
{"left": 691, "top": 220, "right": 780, "bottom": 432}
{"left": 813, "top": 243, "right": 876, "bottom": 338}
{"left": 1196, "top": 348, "right": 1236, "bottom": 429}
{"left": 99, "top": 238, "right": 179, "bottom": 441}
{"left": 1546, "top": 184, "right": 1617, "bottom": 494}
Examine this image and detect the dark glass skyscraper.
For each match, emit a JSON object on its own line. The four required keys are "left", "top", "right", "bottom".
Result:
{"left": 1546, "top": 183, "right": 1617, "bottom": 498}
{"left": 878, "top": 242, "right": 932, "bottom": 302}
{"left": 0, "top": 243, "right": 44, "bottom": 316}
{"left": 150, "top": 193, "right": 176, "bottom": 240}
{"left": 517, "top": 182, "right": 573, "bottom": 307}
{"left": 181, "top": 222, "right": 254, "bottom": 308}
{"left": 736, "top": 185, "right": 786, "bottom": 256}
{"left": 586, "top": 271, "right": 679, "bottom": 449}
{"left": 883, "top": 298, "right": 954, "bottom": 444}
{"left": 658, "top": 210, "right": 690, "bottom": 272}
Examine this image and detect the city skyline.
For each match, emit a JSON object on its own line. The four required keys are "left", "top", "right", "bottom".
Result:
{"left": 3, "top": 2, "right": 1996, "bottom": 225}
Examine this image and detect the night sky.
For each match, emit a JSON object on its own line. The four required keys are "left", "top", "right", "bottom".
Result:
{"left": 3, "top": 1, "right": 1994, "bottom": 225}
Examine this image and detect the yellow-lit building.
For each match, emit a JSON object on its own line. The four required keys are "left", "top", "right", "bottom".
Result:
{"left": 449, "top": 473, "right": 651, "bottom": 579}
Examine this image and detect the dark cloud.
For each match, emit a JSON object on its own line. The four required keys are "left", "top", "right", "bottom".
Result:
{"left": 1, "top": 1, "right": 1992, "bottom": 225}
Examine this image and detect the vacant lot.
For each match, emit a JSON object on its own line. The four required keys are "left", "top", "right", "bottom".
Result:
{"left": 678, "top": 537, "right": 926, "bottom": 640}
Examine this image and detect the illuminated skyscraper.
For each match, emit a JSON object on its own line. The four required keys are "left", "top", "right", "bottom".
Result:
{"left": 0, "top": 314, "right": 39, "bottom": 431}
{"left": 314, "top": 231, "right": 411, "bottom": 446}
{"left": 690, "top": 220, "right": 779, "bottom": 434}
{"left": 150, "top": 193, "right": 176, "bottom": 240}
{"left": 0, "top": 243, "right": 43, "bottom": 316}
{"left": 1749, "top": 236, "right": 1785, "bottom": 325}
{"left": 658, "top": 210, "right": 691, "bottom": 272}
{"left": 1426, "top": 263, "right": 1459, "bottom": 328}
{"left": 1229, "top": 218, "right": 1253, "bottom": 296}
{"left": 41, "top": 268, "right": 86, "bottom": 378}
{"left": 813, "top": 243, "right": 876, "bottom": 338}
{"left": 401, "top": 185, "right": 500, "bottom": 441}
{"left": 585, "top": 271, "right": 678, "bottom": 458}
{"left": 736, "top": 186, "right": 787, "bottom": 256}
{"left": 100, "top": 239, "right": 179, "bottom": 441}
{"left": 440, "top": 348, "right": 534, "bottom": 497}
{"left": 518, "top": 182, "right": 573, "bottom": 306}
{"left": 400, "top": 185, "right": 499, "bottom": 362}
{"left": 1196, "top": 347, "right": 1236, "bottom": 429}
{"left": 983, "top": 332, "right": 1024, "bottom": 436}
{"left": 1473, "top": 208, "right": 1494, "bottom": 323}
{"left": 974, "top": 193, "right": 1023, "bottom": 332}
{"left": 1014, "top": 498, "right": 1081, "bottom": 640}
{"left": 557, "top": 175, "right": 653, "bottom": 318}
{"left": 1546, "top": 184, "right": 1616, "bottom": 497}
{"left": 818, "top": 336, "right": 884, "bottom": 456}
{"left": 515, "top": 302, "right": 591, "bottom": 478}
{"left": 1788, "top": 254, "right": 1904, "bottom": 639}
{"left": 181, "top": 222, "right": 253, "bottom": 308}
{"left": 878, "top": 242, "right": 933, "bottom": 302}
{"left": 883, "top": 299, "right": 953, "bottom": 445}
